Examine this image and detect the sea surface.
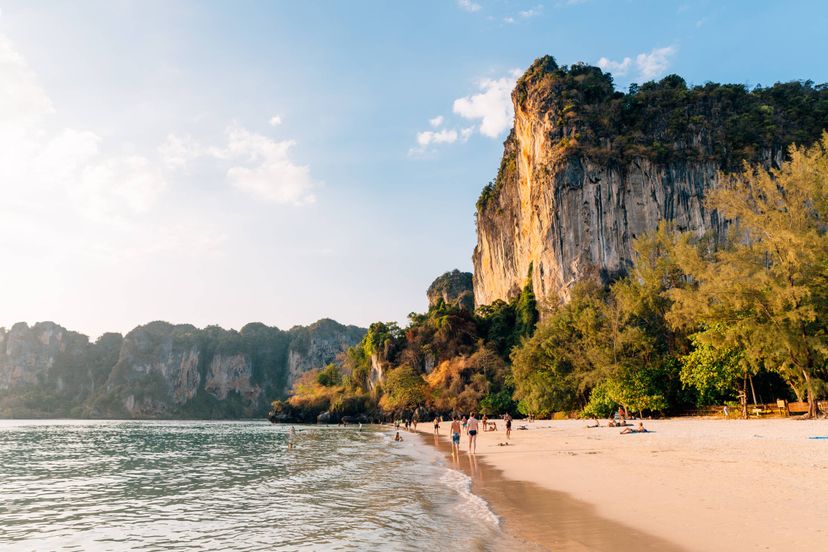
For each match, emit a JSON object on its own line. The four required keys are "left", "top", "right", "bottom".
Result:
{"left": 0, "top": 420, "right": 517, "bottom": 551}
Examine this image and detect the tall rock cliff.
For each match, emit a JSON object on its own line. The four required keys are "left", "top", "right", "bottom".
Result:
{"left": 0, "top": 319, "right": 365, "bottom": 419}
{"left": 426, "top": 270, "right": 474, "bottom": 311}
{"left": 473, "top": 56, "right": 828, "bottom": 306}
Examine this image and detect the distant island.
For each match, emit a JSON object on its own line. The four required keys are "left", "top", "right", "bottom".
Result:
{"left": 0, "top": 319, "right": 364, "bottom": 418}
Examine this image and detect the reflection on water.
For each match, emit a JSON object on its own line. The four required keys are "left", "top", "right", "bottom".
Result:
{"left": 0, "top": 420, "right": 515, "bottom": 551}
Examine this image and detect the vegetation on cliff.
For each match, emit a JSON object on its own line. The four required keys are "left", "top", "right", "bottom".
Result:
{"left": 278, "top": 277, "right": 538, "bottom": 421}
{"left": 478, "top": 56, "right": 828, "bottom": 213}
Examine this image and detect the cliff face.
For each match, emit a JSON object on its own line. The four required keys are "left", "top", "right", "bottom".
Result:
{"left": 426, "top": 270, "right": 474, "bottom": 311}
{"left": 0, "top": 319, "right": 365, "bottom": 419}
{"left": 474, "top": 130, "right": 725, "bottom": 305}
{"left": 473, "top": 57, "right": 826, "bottom": 306}
{"left": 286, "top": 319, "right": 366, "bottom": 382}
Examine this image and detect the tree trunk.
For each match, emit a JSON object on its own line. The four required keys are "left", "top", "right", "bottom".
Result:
{"left": 740, "top": 373, "right": 748, "bottom": 419}
{"left": 803, "top": 369, "right": 817, "bottom": 418}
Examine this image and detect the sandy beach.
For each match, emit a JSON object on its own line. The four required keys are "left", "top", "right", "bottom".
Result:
{"left": 415, "top": 418, "right": 828, "bottom": 551}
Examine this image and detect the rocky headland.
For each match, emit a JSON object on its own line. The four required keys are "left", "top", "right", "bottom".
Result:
{"left": 0, "top": 319, "right": 364, "bottom": 418}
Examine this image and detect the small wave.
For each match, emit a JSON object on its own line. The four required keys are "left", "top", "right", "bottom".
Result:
{"left": 438, "top": 469, "right": 500, "bottom": 528}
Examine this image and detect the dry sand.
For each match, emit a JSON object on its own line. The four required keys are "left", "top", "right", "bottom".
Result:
{"left": 415, "top": 418, "right": 828, "bottom": 551}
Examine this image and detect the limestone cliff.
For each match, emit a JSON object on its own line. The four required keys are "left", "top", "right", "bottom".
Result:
{"left": 474, "top": 57, "right": 828, "bottom": 306}
{"left": 426, "top": 270, "right": 474, "bottom": 311}
{"left": 286, "top": 319, "right": 366, "bottom": 382}
{"left": 0, "top": 319, "right": 364, "bottom": 419}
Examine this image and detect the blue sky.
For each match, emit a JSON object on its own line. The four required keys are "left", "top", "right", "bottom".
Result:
{"left": 0, "top": 0, "right": 826, "bottom": 337}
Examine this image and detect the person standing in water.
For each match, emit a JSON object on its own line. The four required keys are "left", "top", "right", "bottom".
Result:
{"left": 433, "top": 416, "right": 440, "bottom": 435}
{"left": 288, "top": 426, "right": 297, "bottom": 449}
{"left": 450, "top": 416, "right": 462, "bottom": 454}
{"left": 466, "top": 414, "right": 479, "bottom": 454}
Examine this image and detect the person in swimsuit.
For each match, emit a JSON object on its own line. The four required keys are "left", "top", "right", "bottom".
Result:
{"left": 394, "top": 431, "right": 403, "bottom": 441}
{"left": 620, "top": 422, "right": 648, "bottom": 434}
{"left": 433, "top": 416, "right": 440, "bottom": 435}
{"left": 505, "top": 414, "right": 512, "bottom": 440}
{"left": 450, "top": 417, "right": 462, "bottom": 453}
{"left": 461, "top": 416, "right": 468, "bottom": 434}
{"left": 481, "top": 414, "right": 488, "bottom": 432}
{"left": 466, "top": 414, "right": 479, "bottom": 454}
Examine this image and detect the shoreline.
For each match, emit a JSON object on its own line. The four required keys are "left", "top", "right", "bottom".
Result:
{"left": 413, "top": 425, "right": 685, "bottom": 551}
{"left": 413, "top": 418, "right": 828, "bottom": 551}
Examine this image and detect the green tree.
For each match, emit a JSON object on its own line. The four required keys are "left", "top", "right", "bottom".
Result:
{"left": 379, "top": 365, "right": 427, "bottom": 413}
{"left": 668, "top": 134, "right": 828, "bottom": 417}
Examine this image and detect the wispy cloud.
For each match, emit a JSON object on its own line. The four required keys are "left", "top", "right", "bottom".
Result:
{"left": 410, "top": 69, "right": 519, "bottom": 156}
{"left": 162, "top": 125, "right": 319, "bottom": 205}
{"left": 597, "top": 45, "right": 677, "bottom": 82}
{"left": 635, "top": 46, "right": 677, "bottom": 80}
{"left": 519, "top": 5, "right": 543, "bottom": 18}
{"left": 457, "top": 0, "right": 481, "bottom": 13}
{"left": 452, "top": 69, "right": 520, "bottom": 138}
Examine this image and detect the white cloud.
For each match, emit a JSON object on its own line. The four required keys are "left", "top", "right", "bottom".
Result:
{"left": 0, "top": 34, "right": 54, "bottom": 127}
{"left": 416, "top": 128, "right": 459, "bottom": 147}
{"left": 0, "top": 33, "right": 167, "bottom": 223}
{"left": 76, "top": 156, "right": 167, "bottom": 219}
{"left": 504, "top": 16, "right": 516, "bottom": 24}
{"left": 519, "top": 5, "right": 543, "bottom": 18}
{"left": 269, "top": 115, "right": 282, "bottom": 126}
{"left": 636, "top": 46, "right": 676, "bottom": 80}
{"left": 220, "top": 125, "right": 317, "bottom": 205}
{"left": 597, "top": 46, "right": 677, "bottom": 82}
{"left": 457, "top": 0, "right": 481, "bottom": 12}
{"left": 597, "top": 56, "right": 632, "bottom": 76}
{"left": 158, "top": 133, "right": 202, "bottom": 170}
{"left": 162, "top": 122, "right": 319, "bottom": 205}
{"left": 452, "top": 69, "right": 520, "bottom": 138}
{"left": 410, "top": 70, "right": 519, "bottom": 155}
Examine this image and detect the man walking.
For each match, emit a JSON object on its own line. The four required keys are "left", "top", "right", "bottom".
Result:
{"left": 466, "top": 413, "right": 479, "bottom": 454}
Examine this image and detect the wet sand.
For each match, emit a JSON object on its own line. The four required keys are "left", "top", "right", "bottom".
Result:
{"left": 415, "top": 418, "right": 828, "bottom": 551}
{"left": 418, "top": 430, "right": 685, "bottom": 551}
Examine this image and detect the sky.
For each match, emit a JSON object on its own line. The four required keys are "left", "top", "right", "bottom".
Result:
{"left": 0, "top": 0, "right": 826, "bottom": 338}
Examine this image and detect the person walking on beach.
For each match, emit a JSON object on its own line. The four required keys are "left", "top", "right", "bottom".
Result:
{"left": 433, "top": 416, "right": 440, "bottom": 435}
{"left": 461, "top": 416, "right": 468, "bottom": 434}
{"left": 481, "top": 414, "right": 488, "bottom": 432}
{"left": 450, "top": 417, "right": 462, "bottom": 454}
{"left": 504, "top": 413, "right": 512, "bottom": 440}
{"left": 467, "top": 414, "right": 479, "bottom": 454}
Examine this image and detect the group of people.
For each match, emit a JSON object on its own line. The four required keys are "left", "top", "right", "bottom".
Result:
{"left": 394, "top": 418, "right": 418, "bottom": 431}
{"left": 435, "top": 413, "right": 513, "bottom": 454}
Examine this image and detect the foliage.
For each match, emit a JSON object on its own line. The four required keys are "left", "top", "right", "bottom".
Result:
{"left": 478, "top": 56, "right": 828, "bottom": 216}
{"left": 379, "top": 365, "right": 427, "bottom": 413}
{"left": 476, "top": 272, "right": 539, "bottom": 359}
{"left": 316, "top": 364, "right": 343, "bottom": 387}
{"left": 680, "top": 333, "right": 744, "bottom": 406}
{"left": 667, "top": 134, "right": 828, "bottom": 416}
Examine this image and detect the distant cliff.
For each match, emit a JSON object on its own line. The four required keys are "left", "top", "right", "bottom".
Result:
{"left": 0, "top": 319, "right": 364, "bottom": 418}
{"left": 426, "top": 270, "right": 474, "bottom": 311}
{"left": 473, "top": 56, "right": 828, "bottom": 306}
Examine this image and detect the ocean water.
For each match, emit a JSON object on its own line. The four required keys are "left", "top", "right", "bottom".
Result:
{"left": 0, "top": 420, "right": 516, "bottom": 551}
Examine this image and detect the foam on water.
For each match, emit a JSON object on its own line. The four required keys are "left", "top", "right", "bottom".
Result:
{"left": 0, "top": 420, "right": 514, "bottom": 551}
{"left": 438, "top": 468, "right": 501, "bottom": 528}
